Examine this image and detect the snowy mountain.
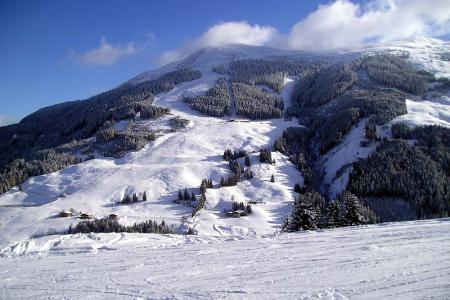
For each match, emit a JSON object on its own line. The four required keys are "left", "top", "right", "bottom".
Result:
{"left": 0, "top": 38, "right": 450, "bottom": 299}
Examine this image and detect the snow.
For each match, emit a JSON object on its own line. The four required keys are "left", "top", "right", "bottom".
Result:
{"left": 1, "top": 39, "right": 450, "bottom": 298}
{"left": 357, "top": 37, "right": 450, "bottom": 79}
{"left": 281, "top": 76, "right": 296, "bottom": 111}
{"left": 0, "top": 70, "right": 300, "bottom": 248}
{"left": 321, "top": 119, "right": 376, "bottom": 199}
{"left": 392, "top": 94, "right": 450, "bottom": 128}
{"left": 1, "top": 219, "right": 449, "bottom": 299}
{"left": 128, "top": 44, "right": 297, "bottom": 85}
{"left": 195, "top": 151, "right": 301, "bottom": 236}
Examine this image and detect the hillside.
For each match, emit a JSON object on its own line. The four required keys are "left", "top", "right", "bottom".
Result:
{"left": 0, "top": 38, "right": 449, "bottom": 247}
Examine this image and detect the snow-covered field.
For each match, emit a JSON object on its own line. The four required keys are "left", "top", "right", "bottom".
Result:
{"left": 1, "top": 38, "right": 450, "bottom": 299}
{"left": 1, "top": 219, "right": 449, "bottom": 299}
{"left": 0, "top": 69, "right": 301, "bottom": 247}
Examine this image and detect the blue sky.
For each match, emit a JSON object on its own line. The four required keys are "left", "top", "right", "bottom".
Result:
{"left": 0, "top": 0, "right": 449, "bottom": 124}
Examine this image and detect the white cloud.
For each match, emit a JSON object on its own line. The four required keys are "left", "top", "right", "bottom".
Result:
{"left": 74, "top": 37, "right": 141, "bottom": 66}
{"left": 0, "top": 115, "right": 17, "bottom": 126}
{"left": 197, "top": 21, "right": 277, "bottom": 48}
{"left": 158, "top": 0, "right": 450, "bottom": 64}
{"left": 286, "top": 0, "right": 450, "bottom": 50}
{"left": 156, "top": 21, "right": 278, "bottom": 65}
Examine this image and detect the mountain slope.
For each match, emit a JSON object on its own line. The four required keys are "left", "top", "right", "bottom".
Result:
{"left": 0, "top": 71, "right": 301, "bottom": 246}
{"left": 0, "top": 38, "right": 449, "bottom": 249}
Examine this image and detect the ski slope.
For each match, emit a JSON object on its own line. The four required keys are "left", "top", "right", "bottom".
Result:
{"left": 1, "top": 219, "right": 449, "bottom": 299}
{"left": 0, "top": 70, "right": 301, "bottom": 247}
{"left": 1, "top": 39, "right": 450, "bottom": 299}
{"left": 1, "top": 38, "right": 450, "bottom": 247}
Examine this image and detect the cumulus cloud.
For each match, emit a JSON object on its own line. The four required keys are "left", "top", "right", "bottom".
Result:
{"left": 158, "top": 0, "right": 450, "bottom": 64}
{"left": 0, "top": 115, "right": 17, "bottom": 126}
{"left": 156, "top": 21, "right": 278, "bottom": 65}
{"left": 74, "top": 37, "right": 141, "bottom": 66}
{"left": 285, "top": 0, "right": 450, "bottom": 50}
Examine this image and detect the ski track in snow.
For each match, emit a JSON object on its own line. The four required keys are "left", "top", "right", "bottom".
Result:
{"left": 1, "top": 219, "right": 449, "bottom": 299}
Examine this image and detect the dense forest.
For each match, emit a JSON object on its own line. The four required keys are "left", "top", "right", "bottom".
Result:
{"left": 273, "top": 53, "right": 449, "bottom": 227}
{"left": 290, "top": 64, "right": 357, "bottom": 110}
{"left": 357, "top": 54, "right": 433, "bottom": 95}
{"left": 348, "top": 126, "right": 450, "bottom": 219}
{"left": 232, "top": 83, "right": 284, "bottom": 119}
{"left": 227, "top": 58, "right": 322, "bottom": 92}
{"left": 184, "top": 78, "right": 230, "bottom": 117}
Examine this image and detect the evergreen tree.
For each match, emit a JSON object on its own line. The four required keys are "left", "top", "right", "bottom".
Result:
{"left": 200, "top": 181, "right": 207, "bottom": 194}
{"left": 244, "top": 155, "right": 251, "bottom": 167}
{"left": 183, "top": 188, "right": 190, "bottom": 200}
{"left": 326, "top": 201, "right": 341, "bottom": 227}
{"left": 178, "top": 189, "right": 183, "bottom": 201}
{"left": 123, "top": 194, "right": 131, "bottom": 204}
{"left": 143, "top": 191, "right": 147, "bottom": 201}
{"left": 259, "top": 149, "right": 272, "bottom": 164}
{"left": 286, "top": 192, "right": 325, "bottom": 231}
{"left": 223, "top": 149, "right": 233, "bottom": 161}
{"left": 270, "top": 174, "right": 275, "bottom": 183}
{"left": 132, "top": 193, "right": 138, "bottom": 202}
{"left": 341, "top": 193, "right": 367, "bottom": 226}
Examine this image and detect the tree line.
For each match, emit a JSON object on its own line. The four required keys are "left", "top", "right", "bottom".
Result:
{"left": 69, "top": 218, "right": 174, "bottom": 234}
{"left": 283, "top": 191, "right": 377, "bottom": 231}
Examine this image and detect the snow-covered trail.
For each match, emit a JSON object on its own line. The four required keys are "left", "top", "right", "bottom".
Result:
{"left": 1, "top": 219, "right": 449, "bottom": 299}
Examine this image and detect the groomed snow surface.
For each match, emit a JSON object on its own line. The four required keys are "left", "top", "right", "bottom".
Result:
{"left": 1, "top": 219, "right": 450, "bottom": 299}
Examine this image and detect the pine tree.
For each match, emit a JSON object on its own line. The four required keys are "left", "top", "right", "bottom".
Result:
{"left": 191, "top": 193, "right": 196, "bottom": 202}
{"left": 183, "top": 188, "right": 190, "bottom": 200}
{"left": 132, "top": 193, "right": 138, "bottom": 202}
{"left": 326, "top": 201, "right": 340, "bottom": 227}
{"left": 200, "top": 180, "right": 207, "bottom": 194}
{"left": 286, "top": 192, "right": 325, "bottom": 231}
{"left": 282, "top": 217, "right": 290, "bottom": 232}
{"left": 223, "top": 149, "right": 233, "bottom": 161}
{"left": 336, "top": 192, "right": 370, "bottom": 226}
{"left": 270, "top": 174, "right": 275, "bottom": 183}
{"left": 344, "top": 195, "right": 366, "bottom": 226}
{"left": 259, "top": 149, "right": 272, "bottom": 164}
{"left": 178, "top": 189, "right": 183, "bottom": 201}
{"left": 123, "top": 194, "right": 131, "bottom": 204}
{"left": 143, "top": 191, "right": 147, "bottom": 201}
{"left": 244, "top": 155, "right": 251, "bottom": 167}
